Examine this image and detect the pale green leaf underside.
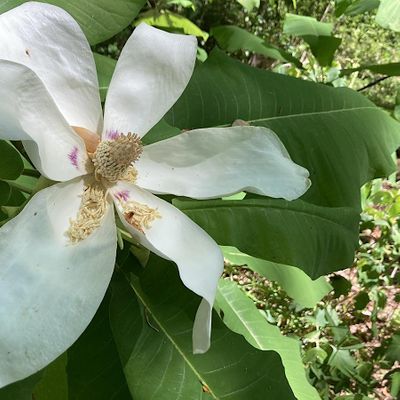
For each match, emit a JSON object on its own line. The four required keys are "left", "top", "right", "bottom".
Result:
{"left": 376, "top": 0, "right": 400, "bottom": 32}
{"left": 222, "top": 246, "right": 332, "bottom": 308}
{"left": 215, "top": 280, "right": 320, "bottom": 400}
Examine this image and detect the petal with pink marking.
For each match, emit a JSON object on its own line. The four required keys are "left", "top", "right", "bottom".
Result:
{"left": 0, "top": 60, "right": 88, "bottom": 181}
{"left": 112, "top": 182, "right": 223, "bottom": 353}
{"left": 0, "top": 179, "right": 117, "bottom": 388}
{"left": 0, "top": 2, "right": 103, "bottom": 133}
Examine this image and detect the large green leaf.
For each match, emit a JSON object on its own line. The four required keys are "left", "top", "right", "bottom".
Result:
{"left": 0, "top": 141, "right": 23, "bottom": 180}
{"left": 135, "top": 10, "right": 208, "bottom": 40}
{"left": 0, "top": 372, "right": 42, "bottom": 400}
{"left": 174, "top": 198, "right": 359, "bottom": 279}
{"left": 222, "top": 246, "right": 332, "bottom": 307}
{"left": 66, "top": 291, "right": 131, "bottom": 400}
{"left": 215, "top": 280, "right": 320, "bottom": 400}
{"left": 376, "top": 0, "right": 400, "bottom": 32}
{"left": 33, "top": 356, "right": 68, "bottom": 400}
{"left": 0, "top": 0, "right": 146, "bottom": 45}
{"left": 341, "top": 62, "right": 400, "bottom": 76}
{"left": 166, "top": 49, "right": 400, "bottom": 209}
{"left": 110, "top": 252, "right": 296, "bottom": 400}
{"left": 211, "top": 25, "right": 302, "bottom": 67}
{"left": 283, "top": 13, "right": 341, "bottom": 66}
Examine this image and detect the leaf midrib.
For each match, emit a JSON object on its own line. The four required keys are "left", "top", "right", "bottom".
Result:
{"left": 120, "top": 269, "right": 218, "bottom": 400}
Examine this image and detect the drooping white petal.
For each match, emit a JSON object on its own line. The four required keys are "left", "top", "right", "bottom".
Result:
{"left": 103, "top": 23, "right": 197, "bottom": 139}
{"left": 0, "top": 60, "right": 88, "bottom": 181}
{"left": 111, "top": 182, "right": 223, "bottom": 353}
{"left": 135, "top": 126, "right": 311, "bottom": 200}
{"left": 0, "top": 2, "right": 102, "bottom": 133}
{"left": 0, "top": 179, "right": 117, "bottom": 388}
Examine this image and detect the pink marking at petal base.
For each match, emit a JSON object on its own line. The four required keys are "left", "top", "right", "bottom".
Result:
{"left": 106, "top": 129, "right": 120, "bottom": 140}
{"left": 68, "top": 146, "right": 79, "bottom": 168}
{"left": 115, "top": 190, "right": 130, "bottom": 202}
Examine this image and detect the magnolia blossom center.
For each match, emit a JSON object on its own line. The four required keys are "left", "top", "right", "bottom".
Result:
{"left": 67, "top": 128, "right": 159, "bottom": 243}
{"left": 92, "top": 133, "right": 143, "bottom": 182}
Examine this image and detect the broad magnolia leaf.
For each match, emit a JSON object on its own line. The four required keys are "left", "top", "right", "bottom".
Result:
{"left": 376, "top": 0, "right": 400, "bottom": 31}
{"left": 283, "top": 13, "right": 341, "bottom": 66}
{"left": 33, "top": 356, "right": 68, "bottom": 400}
{"left": 341, "top": 62, "right": 400, "bottom": 76}
{"left": 211, "top": 25, "right": 302, "bottom": 67}
{"left": 222, "top": 246, "right": 332, "bottom": 307}
{"left": 0, "top": 0, "right": 147, "bottom": 44}
{"left": 66, "top": 292, "right": 131, "bottom": 400}
{"left": 166, "top": 49, "right": 400, "bottom": 210}
{"left": 110, "top": 252, "right": 296, "bottom": 400}
{"left": 174, "top": 198, "right": 359, "bottom": 279}
{"left": 236, "top": 0, "right": 260, "bottom": 11}
{"left": 215, "top": 280, "right": 320, "bottom": 400}
{"left": 94, "top": 53, "right": 117, "bottom": 102}
{"left": 0, "top": 372, "right": 42, "bottom": 400}
{"left": 0, "top": 141, "right": 23, "bottom": 180}
{"left": 135, "top": 10, "right": 208, "bottom": 40}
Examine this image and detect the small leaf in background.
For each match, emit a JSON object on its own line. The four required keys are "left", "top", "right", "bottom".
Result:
{"left": 110, "top": 253, "right": 297, "bottom": 400}
{"left": 0, "top": 0, "right": 147, "bottom": 45}
{"left": 236, "top": 0, "right": 260, "bottom": 12}
{"left": 330, "top": 274, "right": 352, "bottom": 297}
{"left": 135, "top": 10, "right": 208, "bottom": 40}
{"left": 0, "top": 141, "right": 23, "bottom": 180}
{"left": 94, "top": 53, "right": 117, "bottom": 102}
{"left": 283, "top": 13, "right": 341, "bottom": 66}
{"left": 376, "top": 0, "right": 400, "bottom": 32}
{"left": 211, "top": 25, "right": 302, "bottom": 67}
{"left": 335, "top": 0, "right": 380, "bottom": 16}
{"left": 354, "top": 291, "right": 370, "bottom": 310}
{"left": 215, "top": 279, "right": 321, "bottom": 400}
{"left": 167, "top": 0, "right": 196, "bottom": 10}
{"left": 341, "top": 62, "right": 400, "bottom": 76}
{"left": 222, "top": 246, "right": 332, "bottom": 308}
{"left": 390, "top": 371, "right": 400, "bottom": 398}
{"left": 386, "top": 334, "right": 400, "bottom": 363}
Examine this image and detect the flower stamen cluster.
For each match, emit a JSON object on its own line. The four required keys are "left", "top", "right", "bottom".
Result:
{"left": 122, "top": 200, "right": 161, "bottom": 233}
{"left": 92, "top": 133, "right": 143, "bottom": 182}
{"left": 67, "top": 183, "right": 107, "bottom": 243}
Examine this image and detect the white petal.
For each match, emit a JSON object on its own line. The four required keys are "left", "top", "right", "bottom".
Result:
{"left": 0, "top": 179, "right": 117, "bottom": 388}
{"left": 103, "top": 23, "right": 197, "bottom": 139}
{"left": 136, "top": 126, "right": 311, "bottom": 200}
{"left": 0, "top": 60, "right": 88, "bottom": 181}
{"left": 111, "top": 182, "right": 223, "bottom": 353}
{"left": 0, "top": 2, "right": 102, "bottom": 132}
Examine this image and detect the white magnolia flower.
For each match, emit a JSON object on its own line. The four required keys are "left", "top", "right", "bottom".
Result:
{"left": 0, "top": 2, "right": 311, "bottom": 388}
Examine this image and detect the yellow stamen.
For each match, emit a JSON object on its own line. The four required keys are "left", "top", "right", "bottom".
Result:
{"left": 92, "top": 133, "right": 143, "bottom": 182}
{"left": 67, "top": 184, "right": 107, "bottom": 243}
{"left": 122, "top": 200, "right": 161, "bottom": 233}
